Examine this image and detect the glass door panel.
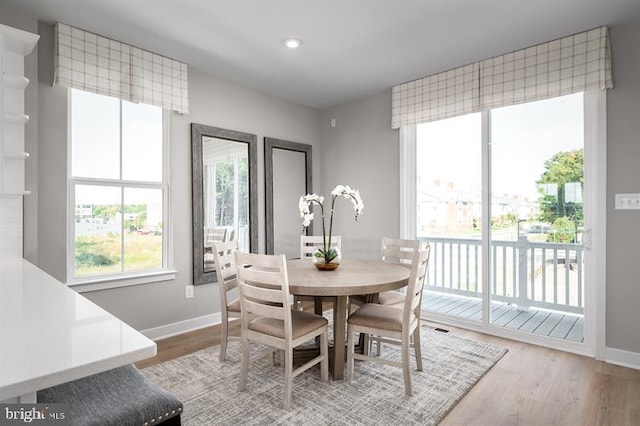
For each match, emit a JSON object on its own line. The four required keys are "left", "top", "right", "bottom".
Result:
{"left": 489, "top": 93, "right": 585, "bottom": 342}
{"left": 416, "top": 113, "right": 483, "bottom": 321}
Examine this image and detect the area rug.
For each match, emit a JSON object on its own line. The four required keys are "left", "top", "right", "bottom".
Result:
{"left": 141, "top": 326, "right": 506, "bottom": 425}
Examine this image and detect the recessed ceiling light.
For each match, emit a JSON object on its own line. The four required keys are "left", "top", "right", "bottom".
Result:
{"left": 283, "top": 38, "right": 302, "bottom": 49}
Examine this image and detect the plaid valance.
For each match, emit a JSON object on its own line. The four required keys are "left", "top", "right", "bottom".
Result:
{"left": 54, "top": 23, "right": 189, "bottom": 114}
{"left": 392, "top": 26, "right": 612, "bottom": 129}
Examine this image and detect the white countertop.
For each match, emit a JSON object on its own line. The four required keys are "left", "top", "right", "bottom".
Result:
{"left": 0, "top": 258, "right": 156, "bottom": 401}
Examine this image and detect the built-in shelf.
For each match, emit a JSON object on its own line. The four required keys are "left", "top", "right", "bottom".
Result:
{"left": 2, "top": 112, "right": 29, "bottom": 124}
{"left": 2, "top": 75, "right": 29, "bottom": 90}
{"left": 0, "top": 24, "right": 40, "bottom": 56}
{"left": 3, "top": 151, "right": 29, "bottom": 160}
{"left": 0, "top": 190, "right": 31, "bottom": 197}
{"left": 0, "top": 24, "right": 38, "bottom": 260}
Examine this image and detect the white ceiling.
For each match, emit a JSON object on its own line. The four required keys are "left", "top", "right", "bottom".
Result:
{"left": 5, "top": 0, "right": 640, "bottom": 109}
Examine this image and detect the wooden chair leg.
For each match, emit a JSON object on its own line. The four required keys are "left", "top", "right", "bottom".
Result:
{"left": 320, "top": 330, "right": 329, "bottom": 381}
{"left": 346, "top": 324, "right": 356, "bottom": 382}
{"left": 219, "top": 318, "right": 228, "bottom": 362}
{"left": 238, "top": 337, "right": 249, "bottom": 391}
{"left": 283, "top": 348, "right": 293, "bottom": 410}
{"left": 401, "top": 333, "right": 412, "bottom": 396}
{"left": 375, "top": 337, "right": 383, "bottom": 357}
{"left": 413, "top": 326, "right": 423, "bottom": 371}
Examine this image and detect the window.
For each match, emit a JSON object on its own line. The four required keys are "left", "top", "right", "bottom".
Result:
{"left": 403, "top": 90, "right": 605, "bottom": 354}
{"left": 69, "top": 89, "right": 169, "bottom": 283}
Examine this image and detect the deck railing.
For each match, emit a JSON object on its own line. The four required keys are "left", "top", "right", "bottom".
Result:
{"left": 419, "top": 236, "right": 584, "bottom": 314}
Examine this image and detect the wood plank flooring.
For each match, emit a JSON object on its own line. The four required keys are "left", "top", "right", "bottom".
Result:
{"left": 435, "top": 321, "right": 640, "bottom": 426}
{"left": 424, "top": 291, "right": 584, "bottom": 342}
{"left": 136, "top": 319, "right": 640, "bottom": 425}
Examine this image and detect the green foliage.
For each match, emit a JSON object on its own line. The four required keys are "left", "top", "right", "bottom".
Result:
{"left": 215, "top": 159, "right": 249, "bottom": 227}
{"left": 75, "top": 237, "right": 119, "bottom": 267}
{"left": 547, "top": 216, "right": 577, "bottom": 243}
{"left": 314, "top": 247, "right": 339, "bottom": 263}
{"left": 93, "top": 204, "right": 120, "bottom": 222}
{"left": 74, "top": 232, "right": 162, "bottom": 277}
{"left": 536, "top": 149, "right": 584, "bottom": 225}
{"left": 492, "top": 213, "right": 518, "bottom": 229}
{"left": 124, "top": 204, "right": 147, "bottom": 214}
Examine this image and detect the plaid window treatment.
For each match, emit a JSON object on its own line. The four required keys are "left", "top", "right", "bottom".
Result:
{"left": 391, "top": 26, "right": 612, "bottom": 129}
{"left": 54, "top": 23, "right": 189, "bottom": 114}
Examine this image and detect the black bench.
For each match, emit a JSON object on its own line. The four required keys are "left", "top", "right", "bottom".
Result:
{"left": 37, "top": 364, "right": 183, "bottom": 426}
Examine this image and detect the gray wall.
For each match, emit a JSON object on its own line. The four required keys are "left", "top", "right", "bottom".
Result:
{"left": 607, "top": 20, "right": 640, "bottom": 353}
{"left": 32, "top": 21, "right": 321, "bottom": 331}
{"left": 319, "top": 92, "right": 400, "bottom": 261}
{"left": 36, "top": 23, "right": 67, "bottom": 279}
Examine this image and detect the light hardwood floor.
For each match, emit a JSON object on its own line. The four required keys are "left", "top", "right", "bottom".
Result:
{"left": 136, "top": 320, "right": 640, "bottom": 425}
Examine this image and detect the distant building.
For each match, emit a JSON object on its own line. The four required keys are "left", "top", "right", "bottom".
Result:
{"left": 75, "top": 203, "right": 92, "bottom": 220}
{"left": 417, "top": 179, "right": 538, "bottom": 236}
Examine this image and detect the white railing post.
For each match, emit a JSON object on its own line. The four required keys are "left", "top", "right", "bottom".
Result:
{"left": 516, "top": 236, "right": 530, "bottom": 308}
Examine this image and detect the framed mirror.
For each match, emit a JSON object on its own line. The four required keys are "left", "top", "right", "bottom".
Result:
{"left": 265, "top": 137, "right": 312, "bottom": 257}
{"left": 192, "top": 123, "right": 258, "bottom": 285}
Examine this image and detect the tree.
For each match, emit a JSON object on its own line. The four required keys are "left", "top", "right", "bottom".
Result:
{"left": 536, "top": 149, "right": 583, "bottom": 228}
{"left": 215, "top": 159, "right": 249, "bottom": 227}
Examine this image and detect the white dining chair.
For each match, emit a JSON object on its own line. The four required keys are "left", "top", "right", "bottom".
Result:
{"left": 212, "top": 239, "right": 240, "bottom": 361}
{"left": 350, "top": 237, "right": 420, "bottom": 309}
{"left": 235, "top": 251, "right": 329, "bottom": 410}
{"left": 294, "top": 235, "right": 341, "bottom": 313}
{"left": 346, "top": 247, "right": 431, "bottom": 396}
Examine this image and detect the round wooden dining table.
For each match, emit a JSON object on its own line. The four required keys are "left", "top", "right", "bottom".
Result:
{"left": 286, "top": 258, "right": 410, "bottom": 380}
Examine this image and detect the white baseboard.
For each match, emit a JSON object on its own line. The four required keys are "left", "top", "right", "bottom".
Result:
{"left": 141, "top": 313, "right": 221, "bottom": 341}
{"left": 606, "top": 346, "right": 640, "bottom": 370}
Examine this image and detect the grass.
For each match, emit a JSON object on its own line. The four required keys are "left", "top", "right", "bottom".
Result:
{"left": 75, "top": 232, "right": 162, "bottom": 277}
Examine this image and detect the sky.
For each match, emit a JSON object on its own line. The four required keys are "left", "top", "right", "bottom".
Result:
{"left": 71, "top": 89, "right": 163, "bottom": 206}
{"left": 417, "top": 92, "right": 584, "bottom": 202}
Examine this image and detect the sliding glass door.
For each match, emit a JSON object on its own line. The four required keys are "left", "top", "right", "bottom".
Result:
{"left": 416, "top": 113, "right": 484, "bottom": 323}
{"left": 415, "top": 92, "right": 593, "bottom": 350}
{"left": 489, "top": 93, "right": 585, "bottom": 342}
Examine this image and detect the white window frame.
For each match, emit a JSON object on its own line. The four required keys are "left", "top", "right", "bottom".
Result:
{"left": 400, "top": 90, "right": 607, "bottom": 357}
{"left": 66, "top": 90, "right": 175, "bottom": 292}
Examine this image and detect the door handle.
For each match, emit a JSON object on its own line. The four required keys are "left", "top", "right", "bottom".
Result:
{"left": 583, "top": 228, "right": 592, "bottom": 250}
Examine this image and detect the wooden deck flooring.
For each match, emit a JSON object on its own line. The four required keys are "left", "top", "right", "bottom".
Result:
{"left": 423, "top": 291, "right": 584, "bottom": 343}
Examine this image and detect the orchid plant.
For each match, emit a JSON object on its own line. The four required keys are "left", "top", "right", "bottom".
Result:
{"left": 299, "top": 185, "right": 364, "bottom": 264}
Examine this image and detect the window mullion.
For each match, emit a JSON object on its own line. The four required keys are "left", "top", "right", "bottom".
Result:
{"left": 120, "top": 186, "right": 125, "bottom": 273}
{"left": 399, "top": 124, "right": 416, "bottom": 239}
{"left": 481, "top": 110, "right": 492, "bottom": 327}
{"left": 119, "top": 101, "right": 125, "bottom": 273}
{"left": 70, "top": 176, "right": 163, "bottom": 189}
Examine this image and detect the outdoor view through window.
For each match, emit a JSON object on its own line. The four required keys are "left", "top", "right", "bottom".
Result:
{"left": 417, "top": 92, "right": 585, "bottom": 337}
{"left": 71, "top": 89, "right": 165, "bottom": 278}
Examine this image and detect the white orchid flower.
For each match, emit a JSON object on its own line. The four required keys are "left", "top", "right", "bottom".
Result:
{"left": 331, "top": 185, "right": 345, "bottom": 196}
{"left": 299, "top": 186, "right": 364, "bottom": 256}
{"left": 304, "top": 193, "right": 324, "bottom": 204}
{"left": 349, "top": 190, "right": 364, "bottom": 217}
{"left": 299, "top": 196, "right": 310, "bottom": 216}
{"left": 302, "top": 213, "right": 314, "bottom": 227}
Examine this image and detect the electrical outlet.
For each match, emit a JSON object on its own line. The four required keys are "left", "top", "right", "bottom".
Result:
{"left": 185, "top": 285, "right": 194, "bottom": 299}
{"left": 615, "top": 193, "right": 640, "bottom": 210}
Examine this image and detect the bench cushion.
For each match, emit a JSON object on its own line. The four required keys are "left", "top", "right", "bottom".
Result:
{"left": 37, "top": 364, "right": 182, "bottom": 426}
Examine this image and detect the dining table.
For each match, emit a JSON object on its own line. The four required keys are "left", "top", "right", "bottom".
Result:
{"left": 286, "top": 258, "right": 410, "bottom": 380}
